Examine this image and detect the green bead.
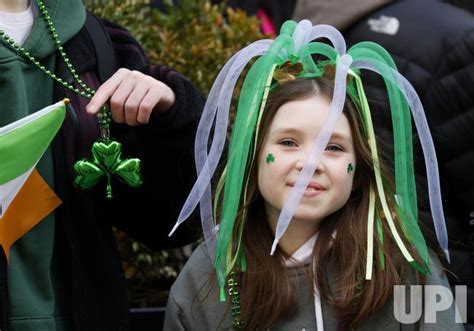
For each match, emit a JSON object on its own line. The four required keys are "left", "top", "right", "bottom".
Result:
{"left": 0, "top": 0, "right": 96, "bottom": 101}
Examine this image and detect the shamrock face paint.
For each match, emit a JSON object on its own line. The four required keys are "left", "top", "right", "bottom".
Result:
{"left": 347, "top": 163, "right": 353, "bottom": 174}
{"left": 258, "top": 95, "right": 356, "bottom": 228}
{"left": 266, "top": 153, "right": 275, "bottom": 164}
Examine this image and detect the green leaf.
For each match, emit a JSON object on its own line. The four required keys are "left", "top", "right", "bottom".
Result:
{"left": 114, "top": 158, "right": 143, "bottom": 187}
{"left": 74, "top": 160, "right": 105, "bottom": 189}
{"left": 92, "top": 141, "right": 122, "bottom": 171}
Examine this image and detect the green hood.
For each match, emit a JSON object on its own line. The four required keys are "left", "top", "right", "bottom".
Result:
{"left": 0, "top": 0, "right": 85, "bottom": 126}
{"left": 0, "top": 0, "right": 86, "bottom": 60}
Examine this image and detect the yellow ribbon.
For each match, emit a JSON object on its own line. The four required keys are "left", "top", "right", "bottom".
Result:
{"left": 351, "top": 72, "right": 414, "bottom": 268}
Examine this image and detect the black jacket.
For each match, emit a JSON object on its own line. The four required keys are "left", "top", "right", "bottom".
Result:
{"left": 0, "top": 18, "right": 204, "bottom": 331}
{"left": 344, "top": 0, "right": 474, "bottom": 323}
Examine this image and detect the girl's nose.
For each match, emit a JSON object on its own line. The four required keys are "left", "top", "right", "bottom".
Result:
{"left": 295, "top": 159, "right": 324, "bottom": 173}
{"left": 295, "top": 160, "right": 304, "bottom": 171}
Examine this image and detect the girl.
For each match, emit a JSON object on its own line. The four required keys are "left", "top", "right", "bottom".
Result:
{"left": 165, "top": 20, "right": 462, "bottom": 330}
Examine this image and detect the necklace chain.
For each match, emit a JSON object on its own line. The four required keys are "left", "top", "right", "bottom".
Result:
{"left": 0, "top": 0, "right": 95, "bottom": 99}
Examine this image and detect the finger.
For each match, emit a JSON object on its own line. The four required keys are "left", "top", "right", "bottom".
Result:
{"left": 124, "top": 82, "right": 150, "bottom": 125}
{"left": 137, "top": 86, "right": 162, "bottom": 124}
{"left": 86, "top": 68, "right": 129, "bottom": 115}
{"left": 109, "top": 76, "right": 137, "bottom": 124}
{"left": 152, "top": 81, "right": 176, "bottom": 113}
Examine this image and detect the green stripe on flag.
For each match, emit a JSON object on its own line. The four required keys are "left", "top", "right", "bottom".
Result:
{"left": 0, "top": 104, "right": 65, "bottom": 184}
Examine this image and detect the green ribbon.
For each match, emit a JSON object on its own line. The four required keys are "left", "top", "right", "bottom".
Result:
{"left": 213, "top": 21, "right": 431, "bottom": 300}
{"left": 349, "top": 43, "right": 429, "bottom": 271}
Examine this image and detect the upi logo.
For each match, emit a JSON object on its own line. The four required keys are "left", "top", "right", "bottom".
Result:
{"left": 393, "top": 285, "right": 467, "bottom": 324}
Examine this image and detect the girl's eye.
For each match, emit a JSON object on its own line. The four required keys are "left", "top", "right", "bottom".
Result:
{"left": 279, "top": 139, "right": 297, "bottom": 147}
{"left": 325, "top": 144, "right": 343, "bottom": 152}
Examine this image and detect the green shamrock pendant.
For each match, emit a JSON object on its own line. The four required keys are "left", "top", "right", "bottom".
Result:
{"left": 73, "top": 106, "right": 142, "bottom": 199}
{"left": 74, "top": 140, "right": 142, "bottom": 199}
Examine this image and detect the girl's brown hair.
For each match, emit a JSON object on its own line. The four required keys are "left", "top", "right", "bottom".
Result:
{"left": 225, "top": 76, "right": 425, "bottom": 329}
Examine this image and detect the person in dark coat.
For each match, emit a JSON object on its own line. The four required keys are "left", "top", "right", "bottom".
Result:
{"left": 0, "top": 0, "right": 203, "bottom": 330}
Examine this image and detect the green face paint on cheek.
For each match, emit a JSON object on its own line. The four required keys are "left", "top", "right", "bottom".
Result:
{"left": 266, "top": 153, "right": 275, "bottom": 164}
{"left": 347, "top": 163, "right": 353, "bottom": 174}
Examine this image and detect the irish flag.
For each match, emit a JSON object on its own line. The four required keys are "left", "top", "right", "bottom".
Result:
{"left": 0, "top": 100, "right": 66, "bottom": 261}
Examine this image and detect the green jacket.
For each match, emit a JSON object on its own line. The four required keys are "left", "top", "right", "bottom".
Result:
{"left": 0, "top": 1, "right": 84, "bottom": 330}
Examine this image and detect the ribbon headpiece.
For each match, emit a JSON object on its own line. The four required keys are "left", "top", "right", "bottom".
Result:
{"left": 169, "top": 20, "right": 449, "bottom": 297}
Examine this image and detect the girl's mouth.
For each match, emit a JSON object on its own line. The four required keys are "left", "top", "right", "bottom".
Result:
{"left": 287, "top": 181, "right": 326, "bottom": 197}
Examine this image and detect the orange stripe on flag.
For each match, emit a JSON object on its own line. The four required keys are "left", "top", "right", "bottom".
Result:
{"left": 0, "top": 169, "right": 61, "bottom": 261}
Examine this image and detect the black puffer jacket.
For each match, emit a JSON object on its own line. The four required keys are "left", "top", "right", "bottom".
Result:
{"left": 344, "top": 0, "right": 474, "bottom": 324}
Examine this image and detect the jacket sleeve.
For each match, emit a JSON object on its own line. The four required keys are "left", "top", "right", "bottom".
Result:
{"left": 163, "top": 293, "right": 190, "bottom": 331}
{"left": 163, "top": 244, "right": 228, "bottom": 330}
{"left": 96, "top": 19, "right": 205, "bottom": 250}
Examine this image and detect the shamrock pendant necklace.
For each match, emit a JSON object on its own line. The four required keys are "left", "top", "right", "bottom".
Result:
{"left": 0, "top": 0, "right": 142, "bottom": 199}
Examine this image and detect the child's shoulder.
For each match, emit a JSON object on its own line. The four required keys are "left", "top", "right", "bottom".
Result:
{"left": 185, "top": 242, "right": 213, "bottom": 270}
{"left": 426, "top": 249, "right": 450, "bottom": 286}
{"left": 400, "top": 250, "right": 449, "bottom": 286}
{"left": 170, "top": 242, "right": 215, "bottom": 296}
{"left": 166, "top": 243, "right": 231, "bottom": 329}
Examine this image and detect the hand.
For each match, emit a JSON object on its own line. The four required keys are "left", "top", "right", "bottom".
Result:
{"left": 86, "top": 68, "right": 176, "bottom": 126}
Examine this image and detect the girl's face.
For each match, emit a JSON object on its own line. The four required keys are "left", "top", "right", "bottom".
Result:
{"left": 258, "top": 95, "right": 356, "bottom": 232}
